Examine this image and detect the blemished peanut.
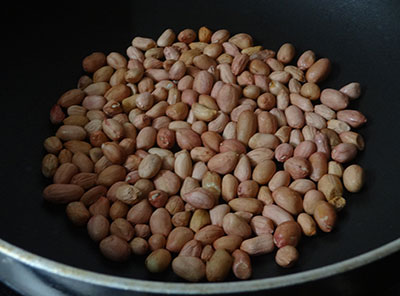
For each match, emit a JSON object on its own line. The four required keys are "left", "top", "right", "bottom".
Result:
{"left": 43, "top": 27, "right": 367, "bottom": 282}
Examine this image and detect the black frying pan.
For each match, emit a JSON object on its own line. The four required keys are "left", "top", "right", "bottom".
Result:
{"left": 1, "top": 1, "right": 400, "bottom": 295}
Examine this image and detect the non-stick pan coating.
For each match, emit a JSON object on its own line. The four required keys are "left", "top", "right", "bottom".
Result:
{"left": 1, "top": 0, "right": 400, "bottom": 290}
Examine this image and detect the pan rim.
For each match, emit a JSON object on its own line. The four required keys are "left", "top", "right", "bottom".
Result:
{"left": 0, "top": 238, "right": 399, "bottom": 294}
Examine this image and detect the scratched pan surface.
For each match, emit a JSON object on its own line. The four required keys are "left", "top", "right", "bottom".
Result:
{"left": 0, "top": 1, "right": 400, "bottom": 295}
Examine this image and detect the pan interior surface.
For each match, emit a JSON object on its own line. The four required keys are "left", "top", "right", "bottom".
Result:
{"left": 0, "top": 0, "right": 400, "bottom": 290}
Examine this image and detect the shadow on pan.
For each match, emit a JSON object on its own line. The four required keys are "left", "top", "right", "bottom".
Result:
{"left": 0, "top": 0, "right": 400, "bottom": 295}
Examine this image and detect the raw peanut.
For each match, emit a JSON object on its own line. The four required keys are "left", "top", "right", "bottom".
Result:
{"left": 289, "top": 178, "right": 316, "bottom": 195}
{"left": 198, "top": 26, "right": 212, "bottom": 42}
{"left": 42, "top": 154, "right": 59, "bottom": 178}
{"left": 220, "top": 139, "right": 246, "bottom": 155}
{"left": 327, "top": 119, "right": 351, "bottom": 134}
{"left": 314, "top": 132, "right": 330, "bottom": 158}
{"left": 157, "top": 28, "right": 176, "bottom": 47}
{"left": 82, "top": 52, "right": 106, "bottom": 73}
{"left": 232, "top": 249, "right": 252, "bottom": 280}
{"left": 87, "top": 215, "right": 109, "bottom": 242}
{"left": 148, "top": 234, "right": 167, "bottom": 251}
{"left": 208, "top": 112, "right": 230, "bottom": 133}
{"left": 234, "top": 155, "right": 252, "bottom": 183}
{"left": 221, "top": 174, "right": 239, "bottom": 202}
{"left": 289, "top": 129, "right": 304, "bottom": 147}
{"left": 190, "top": 209, "right": 211, "bottom": 232}
{"left": 284, "top": 156, "right": 311, "bottom": 179}
{"left": 97, "top": 165, "right": 126, "bottom": 187}
{"left": 320, "top": 128, "right": 341, "bottom": 147}
{"left": 179, "top": 239, "right": 203, "bottom": 257}
{"left": 65, "top": 201, "right": 90, "bottom": 226}
{"left": 273, "top": 221, "right": 302, "bottom": 248}
{"left": 202, "top": 171, "right": 222, "bottom": 199}
{"left": 49, "top": 104, "right": 65, "bottom": 124}
{"left": 56, "top": 125, "right": 87, "bottom": 141}
{"left": 294, "top": 140, "right": 317, "bottom": 159}
{"left": 216, "top": 84, "right": 239, "bottom": 113}
{"left": 192, "top": 161, "right": 208, "bottom": 181}
{"left": 130, "top": 237, "right": 149, "bottom": 255}
{"left": 206, "top": 249, "right": 233, "bottom": 282}
{"left": 247, "top": 148, "right": 275, "bottom": 166}
{"left": 248, "top": 133, "right": 280, "bottom": 150}
{"left": 154, "top": 170, "right": 181, "bottom": 195}
{"left": 343, "top": 164, "right": 365, "bottom": 193}
{"left": 70, "top": 172, "right": 97, "bottom": 190}
{"left": 99, "top": 235, "right": 131, "bottom": 262}
{"left": 194, "top": 225, "right": 224, "bottom": 245}
{"left": 236, "top": 110, "right": 257, "bottom": 145}
{"left": 109, "top": 201, "right": 129, "bottom": 220}
{"left": 201, "top": 244, "right": 215, "bottom": 261}
{"left": 135, "top": 224, "right": 151, "bottom": 238}
{"left": 201, "top": 131, "right": 222, "bottom": 152}
{"left": 237, "top": 180, "right": 259, "bottom": 198}
{"left": 331, "top": 143, "right": 357, "bottom": 163}
{"left": 251, "top": 160, "right": 276, "bottom": 185}
{"left": 183, "top": 187, "right": 215, "bottom": 210}
{"left": 257, "top": 111, "right": 278, "bottom": 134}
{"left": 257, "top": 93, "right": 276, "bottom": 111}
{"left": 222, "top": 121, "right": 237, "bottom": 140}
{"left": 193, "top": 71, "right": 214, "bottom": 95}
{"left": 240, "top": 234, "right": 274, "bottom": 256}
{"left": 101, "top": 142, "right": 125, "bottom": 165}
{"left": 138, "top": 154, "right": 162, "bottom": 179}
{"left": 317, "top": 174, "right": 343, "bottom": 201}
{"left": 192, "top": 103, "right": 218, "bottom": 122}
{"left": 309, "top": 152, "right": 328, "bottom": 182}
{"left": 149, "top": 208, "right": 172, "bottom": 237}
{"left": 339, "top": 131, "right": 365, "bottom": 151}
{"left": 181, "top": 177, "right": 200, "bottom": 198}
{"left": 127, "top": 199, "right": 153, "bottom": 224}
{"left": 213, "top": 235, "right": 243, "bottom": 253}
{"left": 211, "top": 29, "right": 230, "bottom": 44}
{"left": 209, "top": 204, "right": 230, "bottom": 227}
{"left": 340, "top": 82, "right": 361, "bottom": 100}
{"left": 43, "top": 136, "right": 63, "bottom": 155}
{"left": 43, "top": 184, "right": 84, "bottom": 204}
{"left": 274, "top": 143, "right": 294, "bottom": 163}
{"left": 328, "top": 161, "right": 344, "bottom": 177}
{"left": 222, "top": 213, "right": 252, "bottom": 239}
{"left": 80, "top": 185, "right": 107, "bottom": 206}
{"left": 89, "top": 196, "right": 110, "bottom": 217}
{"left": 277, "top": 43, "right": 295, "bottom": 64}
{"left": 305, "top": 112, "right": 326, "bottom": 129}
{"left": 275, "top": 245, "right": 299, "bottom": 268}
{"left": 136, "top": 126, "right": 157, "bottom": 150}
{"left": 172, "top": 211, "right": 192, "bottom": 227}
{"left": 207, "top": 151, "right": 239, "bottom": 174}
{"left": 262, "top": 204, "right": 294, "bottom": 226}
{"left": 314, "top": 201, "right": 337, "bottom": 232}
{"left": 336, "top": 110, "right": 367, "bottom": 128}
{"left": 145, "top": 249, "right": 171, "bottom": 273}
{"left": 176, "top": 128, "right": 202, "bottom": 150}
{"left": 272, "top": 187, "right": 303, "bottom": 215}
{"left": 229, "top": 198, "right": 263, "bottom": 214}
{"left": 285, "top": 105, "right": 305, "bottom": 129}
{"left": 297, "top": 213, "right": 317, "bottom": 236}
{"left": 115, "top": 183, "right": 142, "bottom": 205}
{"left": 305, "top": 58, "right": 331, "bottom": 83}
{"left": 250, "top": 216, "right": 274, "bottom": 235}
{"left": 303, "top": 190, "right": 326, "bottom": 215}
{"left": 58, "top": 89, "right": 86, "bottom": 108}
{"left": 301, "top": 82, "right": 320, "bottom": 100}
{"left": 107, "top": 181, "right": 126, "bottom": 202}
{"left": 172, "top": 256, "right": 206, "bottom": 282}
{"left": 166, "top": 226, "right": 194, "bottom": 252}
{"left": 320, "top": 89, "right": 349, "bottom": 111}
{"left": 110, "top": 218, "right": 135, "bottom": 241}
{"left": 297, "top": 50, "right": 316, "bottom": 70}
{"left": 268, "top": 171, "right": 291, "bottom": 192}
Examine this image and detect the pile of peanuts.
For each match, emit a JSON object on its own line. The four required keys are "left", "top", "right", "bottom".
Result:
{"left": 41, "top": 27, "right": 366, "bottom": 282}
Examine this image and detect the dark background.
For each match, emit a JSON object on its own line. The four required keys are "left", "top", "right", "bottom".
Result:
{"left": 1, "top": 1, "right": 400, "bottom": 295}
